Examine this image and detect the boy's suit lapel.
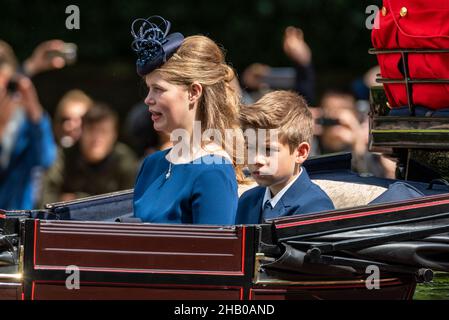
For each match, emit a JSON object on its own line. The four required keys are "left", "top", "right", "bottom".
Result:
{"left": 269, "top": 168, "right": 313, "bottom": 218}
{"left": 269, "top": 197, "right": 289, "bottom": 218}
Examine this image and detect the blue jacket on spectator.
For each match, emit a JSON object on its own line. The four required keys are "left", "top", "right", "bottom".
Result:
{"left": 236, "top": 168, "right": 335, "bottom": 224}
{"left": 0, "top": 111, "right": 56, "bottom": 210}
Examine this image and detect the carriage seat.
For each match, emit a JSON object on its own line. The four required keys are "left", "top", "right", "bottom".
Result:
{"left": 239, "top": 178, "right": 390, "bottom": 210}
{"left": 312, "top": 179, "right": 386, "bottom": 209}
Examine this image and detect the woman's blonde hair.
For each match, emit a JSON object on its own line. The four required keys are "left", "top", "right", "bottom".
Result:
{"left": 154, "top": 35, "right": 246, "bottom": 183}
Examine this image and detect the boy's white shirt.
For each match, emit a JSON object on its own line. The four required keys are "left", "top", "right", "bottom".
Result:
{"left": 262, "top": 167, "right": 303, "bottom": 210}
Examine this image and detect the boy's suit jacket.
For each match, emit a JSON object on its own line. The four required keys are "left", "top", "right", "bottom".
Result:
{"left": 236, "top": 168, "right": 335, "bottom": 224}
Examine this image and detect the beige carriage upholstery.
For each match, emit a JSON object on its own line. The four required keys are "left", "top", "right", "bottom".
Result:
{"left": 311, "top": 179, "right": 387, "bottom": 209}
{"left": 238, "top": 180, "right": 387, "bottom": 210}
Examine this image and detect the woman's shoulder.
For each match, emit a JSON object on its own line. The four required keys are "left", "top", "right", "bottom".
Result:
{"left": 189, "top": 160, "right": 237, "bottom": 199}
{"left": 190, "top": 153, "right": 234, "bottom": 173}
{"left": 192, "top": 153, "right": 232, "bottom": 164}
{"left": 189, "top": 155, "right": 236, "bottom": 188}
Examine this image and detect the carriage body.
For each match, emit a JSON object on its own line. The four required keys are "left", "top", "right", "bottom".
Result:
{"left": 2, "top": 149, "right": 449, "bottom": 300}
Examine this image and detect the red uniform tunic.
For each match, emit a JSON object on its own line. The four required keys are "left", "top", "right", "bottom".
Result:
{"left": 372, "top": 0, "right": 449, "bottom": 110}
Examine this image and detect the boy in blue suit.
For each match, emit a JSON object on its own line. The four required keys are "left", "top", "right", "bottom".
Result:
{"left": 236, "top": 91, "right": 334, "bottom": 224}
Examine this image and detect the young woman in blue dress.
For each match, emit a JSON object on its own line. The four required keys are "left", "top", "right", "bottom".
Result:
{"left": 131, "top": 16, "right": 244, "bottom": 225}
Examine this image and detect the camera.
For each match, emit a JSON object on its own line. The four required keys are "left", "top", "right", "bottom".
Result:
{"left": 46, "top": 42, "right": 78, "bottom": 65}
{"left": 262, "top": 67, "right": 296, "bottom": 89}
{"left": 6, "top": 80, "right": 18, "bottom": 94}
{"left": 316, "top": 117, "right": 341, "bottom": 127}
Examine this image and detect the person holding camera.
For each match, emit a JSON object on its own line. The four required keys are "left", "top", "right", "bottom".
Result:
{"left": 240, "top": 25, "right": 315, "bottom": 105}
{"left": 317, "top": 90, "right": 396, "bottom": 179}
{"left": 0, "top": 40, "right": 56, "bottom": 210}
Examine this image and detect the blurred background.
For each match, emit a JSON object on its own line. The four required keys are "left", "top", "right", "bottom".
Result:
{"left": 1, "top": 0, "right": 380, "bottom": 129}
{"left": 4, "top": 1, "right": 449, "bottom": 299}
{"left": 2, "top": 0, "right": 395, "bottom": 210}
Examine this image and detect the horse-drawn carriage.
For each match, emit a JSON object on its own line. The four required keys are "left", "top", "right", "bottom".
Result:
{"left": 1, "top": 112, "right": 449, "bottom": 299}
{"left": 2, "top": 0, "right": 449, "bottom": 300}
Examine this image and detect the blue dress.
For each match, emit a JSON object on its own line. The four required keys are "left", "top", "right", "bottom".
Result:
{"left": 133, "top": 149, "right": 238, "bottom": 225}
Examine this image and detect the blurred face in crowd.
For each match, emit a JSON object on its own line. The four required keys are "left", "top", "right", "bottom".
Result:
{"left": 0, "top": 64, "right": 18, "bottom": 127}
{"left": 144, "top": 71, "right": 196, "bottom": 134}
{"left": 80, "top": 118, "right": 117, "bottom": 163}
{"left": 58, "top": 101, "right": 91, "bottom": 147}
{"left": 241, "top": 63, "right": 270, "bottom": 91}
{"left": 320, "top": 95, "right": 359, "bottom": 152}
{"left": 0, "top": 64, "right": 13, "bottom": 88}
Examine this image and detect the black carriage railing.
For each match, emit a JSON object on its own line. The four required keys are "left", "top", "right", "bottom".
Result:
{"left": 368, "top": 48, "right": 449, "bottom": 116}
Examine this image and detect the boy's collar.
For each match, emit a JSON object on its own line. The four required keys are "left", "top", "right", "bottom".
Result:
{"left": 264, "top": 167, "right": 304, "bottom": 209}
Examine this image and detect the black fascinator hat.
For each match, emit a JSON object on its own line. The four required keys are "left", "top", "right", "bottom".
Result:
{"left": 131, "top": 16, "right": 184, "bottom": 77}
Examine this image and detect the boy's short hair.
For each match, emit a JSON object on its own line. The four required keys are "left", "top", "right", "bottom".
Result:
{"left": 239, "top": 90, "right": 313, "bottom": 151}
{"left": 82, "top": 102, "right": 119, "bottom": 131}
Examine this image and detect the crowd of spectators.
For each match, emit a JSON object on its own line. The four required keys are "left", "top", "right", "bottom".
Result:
{"left": 0, "top": 39, "right": 139, "bottom": 210}
{"left": 0, "top": 26, "right": 396, "bottom": 210}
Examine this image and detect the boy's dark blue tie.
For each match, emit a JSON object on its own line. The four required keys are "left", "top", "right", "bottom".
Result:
{"left": 262, "top": 200, "right": 274, "bottom": 220}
